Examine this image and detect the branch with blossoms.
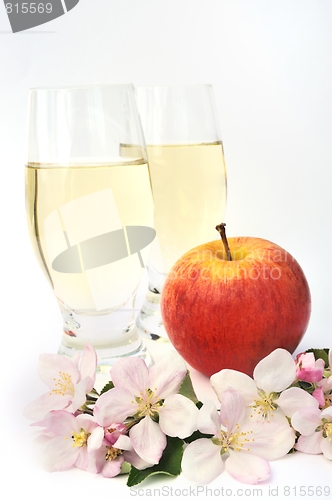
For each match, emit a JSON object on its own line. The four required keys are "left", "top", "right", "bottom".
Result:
{"left": 24, "top": 343, "right": 332, "bottom": 486}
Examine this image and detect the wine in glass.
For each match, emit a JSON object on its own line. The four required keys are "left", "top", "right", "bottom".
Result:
{"left": 135, "top": 84, "right": 227, "bottom": 341}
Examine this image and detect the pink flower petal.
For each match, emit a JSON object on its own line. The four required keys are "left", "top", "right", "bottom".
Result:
{"left": 226, "top": 451, "right": 270, "bottom": 484}
{"left": 38, "top": 353, "right": 80, "bottom": 388}
{"left": 181, "top": 438, "right": 224, "bottom": 484}
{"left": 312, "top": 387, "right": 325, "bottom": 407}
{"left": 79, "top": 343, "right": 97, "bottom": 384}
{"left": 148, "top": 351, "right": 188, "bottom": 399}
{"left": 111, "top": 357, "right": 149, "bottom": 395}
{"left": 219, "top": 389, "right": 248, "bottom": 431}
{"left": 102, "top": 456, "right": 125, "bottom": 478}
{"left": 42, "top": 435, "right": 78, "bottom": 471}
{"left": 23, "top": 392, "right": 72, "bottom": 420}
{"left": 74, "top": 446, "right": 89, "bottom": 471}
{"left": 158, "top": 394, "right": 198, "bottom": 438}
{"left": 38, "top": 410, "right": 78, "bottom": 436}
{"left": 130, "top": 416, "right": 166, "bottom": 465}
{"left": 253, "top": 349, "right": 296, "bottom": 394}
{"left": 94, "top": 387, "right": 135, "bottom": 426}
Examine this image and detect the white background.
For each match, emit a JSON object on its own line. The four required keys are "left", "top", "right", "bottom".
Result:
{"left": 1, "top": 1, "right": 331, "bottom": 499}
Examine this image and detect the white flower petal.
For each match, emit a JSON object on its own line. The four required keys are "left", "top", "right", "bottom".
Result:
{"left": 276, "top": 387, "right": 318, "bottom": 418}
{"left": 111, "top": 357, "right": 149, "bottom": 395}
{"left": 181, "top": 439, "right": 224, "bottom": 484}
{"left": 123, "top": 449, "right": 153, "bottom": 470}
{"left": 320, "top": 435, "right": 332, "bottom": 460}
{"left": 253, "top": 349, "right": 296, "bottom": 393}
{"left": 87, "top": 426, "right": 104, "bottom": 453}
{"left": 130, "top": 416, "right": 166, "bottom": 465}
{"left": 295, "top": 433, "right": 323, "bottom": 455}
{"left": 210, "top": 369, "right": 258, "bottom": 405}
{"left": 240, "top": 417, "right": 295, "bottom": 460}
{"left": 94, "top": 387, "right": 135, "bottom": 426}
{"left": 197, "top": 400, "right": 221, "bottom": 436}
{"left": 115, "top": 434, "right": 132, "bottom": 451}
{"left": 226, "top": 451, "right": 270, "bottom": 484}
{"left": 149, "top": 351, "right": 188, "bottom": 399}
{"left": 321, "top": 406, "right": 332, "bottom": 420}
{"left": 291, "top": 407, "right": 322, "bottom": 436}
{"left": 70, "top": 377, "right": 94, "bottom": 413}
{"left": 159, "top": 394, "right": 198, "bottom": 438}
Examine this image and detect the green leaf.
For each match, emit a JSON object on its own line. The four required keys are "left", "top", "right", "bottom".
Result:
{"left": 305, "top": 348, "right": 330, "bottom": 366}
{"left": 126, "top": 436, "right": 184, "bottom": 487}
{"left": 178, "top": 370, "right": 199, "bottom": 404}
{"left": 100, "top": 380, "right": 115, "bottom": 395}
{"left": 184, "top": 429, "right": 213, "bottom": 444}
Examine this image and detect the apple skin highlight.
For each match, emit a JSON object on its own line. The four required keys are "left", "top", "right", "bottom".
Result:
{"left": 160, "top": 237, "right": 311, "bottom": 377}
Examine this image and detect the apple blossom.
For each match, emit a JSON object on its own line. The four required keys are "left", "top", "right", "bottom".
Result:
{"left": 210, "top": 348, "right": 318, "bottom": 422}
{"left": 24, "top": 343, "right": 97, "bottom": 421}
{"left": 34, "top": 410, "right": 104, "bottom": 473}
{"left": 94, "top": 427, "right": 153, "bottom": 478}
{"left": 295, "top": 352, "right": 325, "bottom": 383}
{"left": 94, "top": 351, "right": 199, "bottom": 465}
{"left": 181, "top": 390, "right": 295, "bottom": 485}
{"left": 291, "top": 406, "right": 332, "bottom": 460}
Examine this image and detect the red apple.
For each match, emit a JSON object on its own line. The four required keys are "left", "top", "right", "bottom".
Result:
{"left": 161, "top": 224, "right": 311, "bottom": 377}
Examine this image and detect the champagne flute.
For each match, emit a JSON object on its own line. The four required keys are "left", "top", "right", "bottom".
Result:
{"left": 25, "top": 84, "right": 155, "bottom": 371}
{"left": 135, "top": 84, "right": 227, "bottom": 341}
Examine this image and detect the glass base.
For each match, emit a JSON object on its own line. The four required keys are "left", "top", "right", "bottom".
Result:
{"left": 136, "top": 287, "right": 169, "bottom": 342}
{"left": 57, "top": 304, "right": 153, "bottom": 387}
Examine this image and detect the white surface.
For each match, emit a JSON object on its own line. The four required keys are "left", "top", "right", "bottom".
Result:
{"left": 1, "top": 1, "right": 332, "bottom": 498}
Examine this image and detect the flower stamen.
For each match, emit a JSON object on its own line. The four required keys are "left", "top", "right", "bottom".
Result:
{"left": 213, "top": 424, "right": 254, "bottom": 454}
{"left": 250, "top": 389, "right": 278, "bottom": 419}
{"left": 105, "top": 447, "right": 123, "bottom": 461}
{"left": 71, "top": 428, "right": 90, "bottom": 448}
{"left": 134, "top": 388, "right": 163, "bottom": 419}
{"left": 51, "top": 371, "right": 74, "bottom": 396}
{"left": 322, "top": 421, "right": 332, "bottom": 440}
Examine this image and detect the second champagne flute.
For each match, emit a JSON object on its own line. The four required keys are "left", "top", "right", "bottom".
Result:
{"left": 135, "top": 84, "right": 227, "bottom": 341}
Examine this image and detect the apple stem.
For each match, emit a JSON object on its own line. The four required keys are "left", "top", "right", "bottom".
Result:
{"left": 216, "top": 223, "right": 232, "bottom": 261}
